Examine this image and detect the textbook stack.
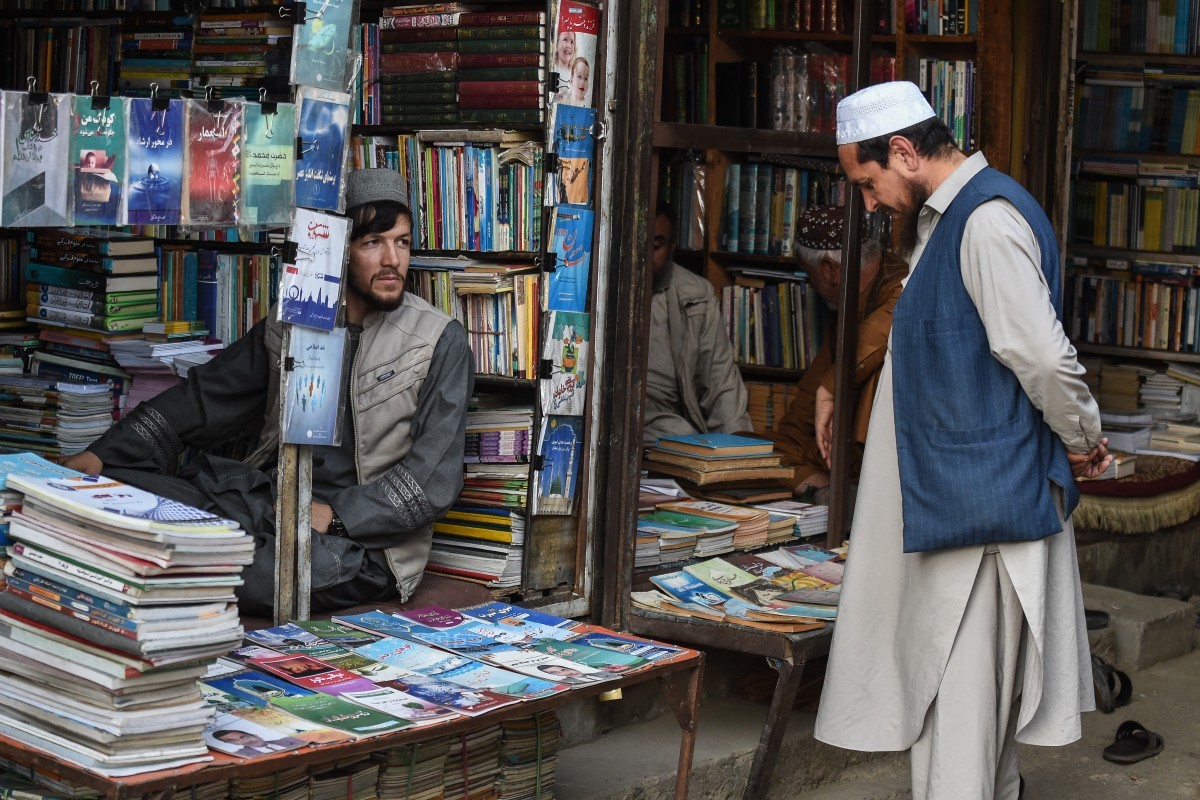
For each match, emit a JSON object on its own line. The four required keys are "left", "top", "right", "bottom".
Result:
{"left": 0, "top": 470, "right": 255, "bottom": 775}
{"left": 0, "top": 376, "right": 114, "bottom": 459}
{"left": 193, "top": 10, "right": 292, "bottom": 100}
{"left": 643, "top": 433, "right": 794, "bottom": 489}
{"left": 637, "top": 508, "right": 727, "bottom": 562}
{"left": 427, "top": 506, "right": 526, "bottom": 589}
{"left": 309, "top": 759, "right": 380, "bottom": 800}
{"left": 452, "top": 264, "right": 541, "bottom": 378}
{"left": 107, "top": 338, "right": 224, "bottom": 413}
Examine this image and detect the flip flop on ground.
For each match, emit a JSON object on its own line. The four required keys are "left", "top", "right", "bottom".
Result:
{"left": 1102, "top": 720, "right": 1165, "bottom": 764}
{"left": 1092, "top": 654, "right": 1132, "bottom": 713}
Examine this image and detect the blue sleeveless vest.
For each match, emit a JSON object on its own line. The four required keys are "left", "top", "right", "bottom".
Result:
{"left": 891, "top": 167, "right": 1078, "bottom": 553}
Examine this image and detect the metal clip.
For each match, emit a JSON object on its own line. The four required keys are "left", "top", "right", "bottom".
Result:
{"left": 544, "top": 153, "right": 560, "bottom": 173}
{"left": 591, "top": 120, "right": 608, "bottom": 141}
{"left": 533, "top": 454, "right": 546, "bottom": 471}
{"left": 26, "top": 77, "right": 48, "bottom": 107}
{"left": 89, "top": 80, "right": 111, "bottom": 110}
{"left": 206, "top": 85, "right": 227, "bottom": 115}
{"left": 547, "top": 73, "right": 562, "bottom": 95}
{"left": 150, "top": 82, "right": 171, "bottom": 111}
{"left": 539, "top": 358, "right": 554, "bottom": 379}
{"left": 297, "top": 137, "right": 319, "bottom": 159}
{"left": 284, "top": 356, "right": 296, "bottom": 372}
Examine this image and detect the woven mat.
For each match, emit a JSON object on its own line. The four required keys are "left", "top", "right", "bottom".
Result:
{"left": 1075, "top": 456, "right": 1200, "bottom": 535}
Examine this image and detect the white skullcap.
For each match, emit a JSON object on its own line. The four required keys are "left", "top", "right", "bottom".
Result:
{"left": 836, "top": 81, "right": 936, "bottom": 146}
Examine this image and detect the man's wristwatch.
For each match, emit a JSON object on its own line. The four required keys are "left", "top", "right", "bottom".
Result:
{"left": 327, "top": 512, "right": 349, "bottom": 538}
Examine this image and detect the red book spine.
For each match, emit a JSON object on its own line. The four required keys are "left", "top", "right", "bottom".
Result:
{"left": 457, "top": 80, "right": 544, "bottom": 96}
{"left": 378, "top": 26, "right": 459, "bottom": 43}
{"left": 458, "top": 53, "right": 544, "bottom": 69}
{"left": 378, "top": 52, "right": 460, "bottom": 73}
{"left": 458, "top": 95, "right": 543, "bottom": 110}
{"left": 377, "top": 12, "right": 460, "bottom": 30}
{"left": 458, "top": 11, "right": 546, "bottom": 25}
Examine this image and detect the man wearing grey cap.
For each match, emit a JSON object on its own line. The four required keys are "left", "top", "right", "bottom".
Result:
{"left": 65, "top": 168, "right": 476, "bottom": 616}
{"left": 812, "top": 82, "right": 1111, "bottom": 800}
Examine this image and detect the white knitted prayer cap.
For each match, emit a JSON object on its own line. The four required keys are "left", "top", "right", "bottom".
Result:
{"left": 836, "top": 81, "right": 936, "bottom": 146}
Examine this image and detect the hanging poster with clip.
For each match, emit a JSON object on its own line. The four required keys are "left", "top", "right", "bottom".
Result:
{"left": 240, "top": 99, "right": 296, "bottom": 229}
{"left": 126, "top": 96, "right": 185, "bottom": 225}
{"left": 2, "top": 89, "right": 72, "bottom": 228}
{"left": 278, "top": 207, "right": 350, "bottom": 331}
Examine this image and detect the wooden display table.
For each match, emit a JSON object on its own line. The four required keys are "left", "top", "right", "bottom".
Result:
{"left": 627, "top": 610, "right": 833, "bottom": 800}
{"left": 0, "top": 648, "right": 704, "bottom": 800}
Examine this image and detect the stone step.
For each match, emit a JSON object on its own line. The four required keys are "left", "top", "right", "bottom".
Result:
{"left": 1083, "top": 583, "right": 1197, "bottom": 671}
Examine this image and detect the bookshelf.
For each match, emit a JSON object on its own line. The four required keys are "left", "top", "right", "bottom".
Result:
{"left": 1065, "top": 1, "right": 1200, "bottom": 362}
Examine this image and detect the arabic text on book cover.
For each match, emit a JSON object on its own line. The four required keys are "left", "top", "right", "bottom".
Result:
{"left": 2, "top": 92, "right": 72, "bottom": 227}
{"left": 295, "top": 87, "right": 351, "bottom": 213}
{"left": 279, "top": 208, "right": 349, "bottom": 330}
{"left": 550, "top": 104, "right": 596, "bottom": 207}
{"left": 283, "top": 326, "right": 347, "bottom": 446}
{"left": 291, "top": 0, "right": 356, "bottom": 92}
{"left": 185, "top": 99, "right": 242, "bottom": 227}
{"left": 540, "top": 310, "right": 589, "bottom": 416}
{"left": 534, "top": 414, "right": 583, "bottom": 515}
{"left": 546, "top": 207, "right": 594, "bottom": 312}
{"left": 126, "top": 98, "right": 185, "bottom": 225}
{"left": 70, "top": 96, "right": 127, "bottom": 226}
{"left": 240, "top": 102, "right": 296, "bottom": 228}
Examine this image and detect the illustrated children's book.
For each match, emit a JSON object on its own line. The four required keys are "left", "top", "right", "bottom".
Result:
{"left": 532, "top": 414, "right": 583, "bottom": 515}
{"left": 539, "top": 310, "right": 589, "bottom": 416}
{"left": 278, "top": 208, "right": 350, "bottom": 330}
{"left": 545, "top": 207, "right": 594, "bottom": 312}
{"left": 126, "top": 97, "right": 185, "bottom": 225}
{"left": 291, "top": 0, "right": 356, "bottom": 91}
{"left": 184, "top": 99, "right": 242, "bottom": 227}
{"left": 551, "top": 0, "right": 600, "bottom": 108}
{"left": 295, "top": 87, "right": 351, "bottom": 213}
{"left": 69, "top": 96, "right": 127, "bottom": 226}
{"left": 240, "top": 101, "right": 296, "bottom": 228}
{"left": 2, "top": 91, "right": 72, "bottom": 227}
{"left": 282, "top": 326, "right": 347, "bottom": 446}
{"left": 549, "top": 104, "right": 596, "bottom": 207}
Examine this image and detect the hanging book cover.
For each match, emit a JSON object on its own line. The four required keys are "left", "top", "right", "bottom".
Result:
{"left": 240, "top": 101, "right": 296, "bottom": 228}
{"left": 545, "top": 206, "right": 593, "bottom": 312}
{"left": 533, "top": 414, "right": 583, "bottom": 515}
{"left": 278, "top": 207, "right": 350, "bottom": 330}
{"left": 540, "top": 310, "right": 589, "bottom": 416}
{"left": 295, "top": 87, "right": 351, "bottom": 213}
{"left": 2, "top": 91, "right": 72, "bottom": 228}
{"left": 552, "top": 0, "right": 600, "bottom": 108}
{"left": 126, "top": 97, "right": 185, "bottom": 225}
{"left": 184, "top": 99, "right": 242, "bottom": 227}
{"left": 283, "top": 326, "right": 347, "bottom": 446}
{"left": 69, "top": 96, "right": 127, "bottom": 226}
{"left": 549, "top": 104, "right": 596, "bottom": 207}
{"left": 291, "top": 0, "right": 357, "bottom": 91}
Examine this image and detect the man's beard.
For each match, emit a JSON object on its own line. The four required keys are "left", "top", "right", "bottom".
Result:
{"left": 895, "top": 180, "right": 930, "bottom": 258}
{"left": 348, "top": 272, "right": 405, "bottom": 313}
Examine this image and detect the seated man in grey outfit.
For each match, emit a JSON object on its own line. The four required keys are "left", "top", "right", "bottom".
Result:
{"left": 63, "top": 169, "right": 475, "bottom": 616}
{"left": 642, "top": 203, "right": 751, "bottom": 445}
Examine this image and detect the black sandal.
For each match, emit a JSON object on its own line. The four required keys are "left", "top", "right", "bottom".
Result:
{"left": 1103, "top": 720, "right": 1165, "bottom": 764}
{"left": 1092, "top": 654, "right": 1132, "bottom": 713}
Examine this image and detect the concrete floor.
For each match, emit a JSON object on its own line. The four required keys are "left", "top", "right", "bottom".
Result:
{"left": 555, "top": 647, "right": 1200, "bottom": 799}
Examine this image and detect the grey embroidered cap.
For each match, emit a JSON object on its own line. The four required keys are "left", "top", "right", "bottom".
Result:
{"left": 836, "top": 81, "right": 936, "bottom": 146}
{"left": 345, "top": 168, "right": 409, "bottom": 210}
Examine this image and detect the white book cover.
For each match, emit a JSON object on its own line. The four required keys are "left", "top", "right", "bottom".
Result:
{"left": 539, "top": 310, "right": 589, "bottom": 416}
{"left": 2, "top": 91, "right": 72, "bottom": 227}
{"left": 278, "top": 208, "right": 350, "bottom": 331}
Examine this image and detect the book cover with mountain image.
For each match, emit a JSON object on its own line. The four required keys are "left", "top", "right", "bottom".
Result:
{"left": 2, "top": 91, "right": 72, "bottom": 227}
{"left": 291, "top": 0, "right": 356, "bottom": 91}
{"left": 126, "top": 98, "right": 184, "bottom": 225}
{"left": 278, "top": 208, "right": 349, "bottom": 330}
{"left": 184, "top": 99, "right": 242, "bottom": 227}
{"left": 533, "top": 414, "right": 584, "bottom": 515}
{"left": 295, "top": 87, "right": 351, "bottom": 213}
{"left": 240, "top": 101, "right": 295, "bottom": 228}
{"left": 69, "top": 96, "right": 127, "bottom": 226}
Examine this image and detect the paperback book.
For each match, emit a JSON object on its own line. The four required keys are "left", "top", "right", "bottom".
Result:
{"left": 126, "top": 98, "right": 185, "bottom": 225}
{"left": 551, "top": 0, "right": 600, "bottom": 108}
{"left": 539, "top": 310, "right": 589, "bottom": 416}
{"left": 549, "top": 104, "right": 596, "bottom": 206}
{"left": 2, "top": 91, "right": 72, "bottom": 228}
{"left": 545, "top": 206, "right": 594, "bottom": 312}
{"left": 295, "top": 87, "right": 352, "bottom": 213}
{"left": 278, "top": 208, "right": 350, "bottom": 330}
{"left": 533, "top": 414, "right": 583, "bottom": 515}
{"left": 282, "top": 326, "right": 347, "bottom": 446}
{"left": 184, "top": 98, "right": 242, "bottom": 227}
{"left": 240, "top": 101, "right": 296, "bottom": 228}
{"left": 291, "top": 0, "right": 357, "bottom": 91}
{"left": 70, "top": 96, "right": 127, "bottom": 226}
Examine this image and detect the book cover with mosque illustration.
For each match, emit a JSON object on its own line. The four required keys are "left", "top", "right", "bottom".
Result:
{"left": 278, "top": 207, "right": 349, "bottom": 330}
{"left": 2, "top": 91, "right": 72, "bottom": 228}
{"left": 69, "top": 96, "right": 127, "bottom": 226}
{"left": 240, "top": 101, "right": 296, "bottom": 228}
{"left": 184, "top": 99, "right": 242, "bottom": 227}
{"left": 282, "top": 326, "right": 347, "bottom": 446}
{"left": 545, "top": 206, "right": 593, "bottom": 312}
{"left": 540, "top": 310, "right": 589, "bottom": 416}
{"left": 125, "top": 97, "right": 185, "bottom": 225}
{"left": 291, "top": 0, "right": 356, "bottom": 92}
{"left": 532, "top": 414, "right": 583, "bottom": 515}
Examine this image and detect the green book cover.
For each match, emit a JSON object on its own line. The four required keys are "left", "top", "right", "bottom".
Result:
{"left": 270, "top": 693, "right": 411, "bottom": 737}
{"left": 525, "top": 640, "right": 647, "bottom": 673}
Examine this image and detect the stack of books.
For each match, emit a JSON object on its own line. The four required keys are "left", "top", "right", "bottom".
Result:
{"left": 1098, "top": 363, "right": 1146, "bottom": 412}
{"left": 118, "top": 17, "right": 194, "bottom": 97}
{"left": 107, "top": 338, "right": 224, "bottom": 415}
{"left": 374, "top": 739, "right": 451, "bottom": 800}
{"left": 0, "top": 470, "right": 255, "bottom": 775}
{"left": 744, "top": 380, "right": 798, "bottom": 436}
{"left": 452, "top": 265, "right": 541, "bottom": 378}
{"left": 1099, "top": 409, "right": 1154, "bottom": 453}
{"left": 0, "top": 453, "right": 79, "bottom": 567}
{"left": 752, "top": 499, "right": 829, "bottom": 540}
{"left": 643, "top": 433, "right": 794, "bottom": 489}
{"left": 655, "top": 499, "right": 771, "bottom": 551}
{"left": 465, "top": 402, "right": 534, "bottom": 465}
{"left": 460, "top": 463, "right": 530, "bottom": 510}
{"left": 0, "top": 376, "right": 114, "bottom": 460}
{"left": 457, "top": 9, "right": 548, "bottom": 127}
{"left": 443, "top": 724, "right": 503, "bottom": 800}
{"left": 1080, "top": 451, "right": 1138, "bottom": 481}
{"left": 495, "top": 712, "right": 561, "bottom": 800}
{"left": 427, "top": 506, "right": 526, "bottom": 589}
{"left": 193, "top": 10, "right": 292, "bottom": 100}
{"left": 1140, "top": 369, "right": 1184, "bottom": 415}
{"left": 638, "top": 509, "right": 731, "bottom": 560}
{"left": 230, "top": 765, "right": 308, "bottom": 800}
{"left": 309, "top": 759, "right": 380, "bottom": 800}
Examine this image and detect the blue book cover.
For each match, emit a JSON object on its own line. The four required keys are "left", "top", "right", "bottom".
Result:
{"left": 546, "top": 207, "right": 594, "bottom": 312}
{"left": 295, "top": 87, "right": 351, "bottom": 213}
{"left": 240, "top": 102, "right": 296, "bottom": 228}
{"left": 655, "top": 432, "right": 774, "bottom": 456}
{"left": 290, "top": 0, "right": 355, "bottom": 91}
{"left": 126, "top": 98, "right": 185, "bottom": 225}
{"left": 278, "top": 208, "right": 349, "bottom": 330}
{"left": 69, "top": 96, "right": 127, "bottom": 226}
{"left": 204, "top": 668, "right": 317, "bottom": 708}
{"left": 2, "top": 92, "right": 72, "bottom": 228}
{"left": 333, "top": 610, "right": 422, "bottom": 639}
{"left": 552, "top": 105, "right": 596, "bottom": 207}
{"left": 649, "top": 570, "right": 733, "bottom": 610}
{"left": 459, "top": 601, "right": 579, "bottom": 632}
{"left": 533, "top": 414, "right": 583, "bottom": 515}
{"left": 282, "top": 326, "right": 346, "bottom": 446}
{"left": 0, "top": 452, "right": 81, "bottom": 490}
{"left": 568, "top": 631, "right": 683, "bottom": 662}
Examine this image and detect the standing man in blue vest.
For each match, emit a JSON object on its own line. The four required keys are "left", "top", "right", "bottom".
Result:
{"left": 813, "top": 82, "right": 1112, "bottom": 800}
